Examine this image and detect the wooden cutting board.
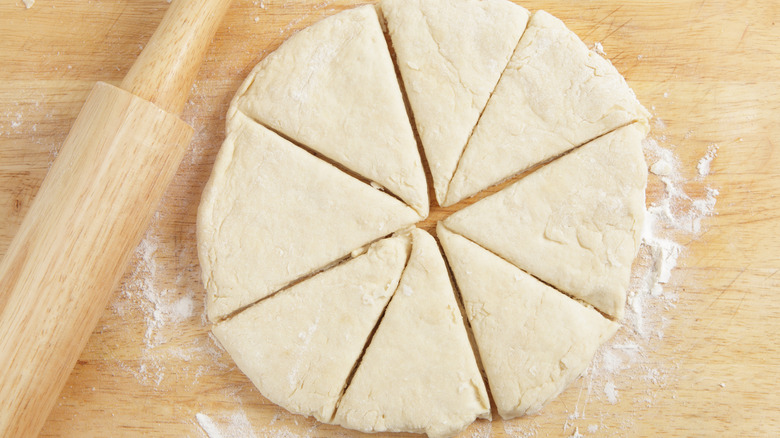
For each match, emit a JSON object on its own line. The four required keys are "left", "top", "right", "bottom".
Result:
{"left": 1, "top": 0, "right": 778, "bottom": 436}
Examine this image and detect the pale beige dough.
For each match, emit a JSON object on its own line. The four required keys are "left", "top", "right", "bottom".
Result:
{"left": 443, "top": 123, "right": 647, "bottom": 319}
{"left": 381, "top": 0, "right": 529, "bottom": 206}
{"left": 445, "top": 10, "right": 649, "bottom": 206}
{"left": 198, "top": 112, "right": 419, "bottom": 321}
{"left": 199, "top": 2, "right": 652, "bottom": 435}
{"left": 334, "top": 229, "right": 490, "bottom": 438}
{"left": 438, "top": 224, "right": 619, "bottom": 419}
{"left": 212, "top": 234, "right": 410, "bottom": 423}
{"left": 233, "top": 5, "right": 428, "bottom": 216}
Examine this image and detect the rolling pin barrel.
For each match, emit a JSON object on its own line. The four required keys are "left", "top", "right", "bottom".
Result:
{"left": 0, "top": 0, "right": 231, "bottom": 436}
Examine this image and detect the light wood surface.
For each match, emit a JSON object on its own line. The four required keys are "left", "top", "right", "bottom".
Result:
{"left": 0, "top": 83, "right": 193, "bottom": 438}
{"left": 0, "top": 0, "right": 230, "bottom": 436}
{"left": 0, "top": 0, "right": 777, "bottom": 437}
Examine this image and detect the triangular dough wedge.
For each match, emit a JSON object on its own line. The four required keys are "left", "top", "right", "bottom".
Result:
{"left": 334, "top": 229, "right": 489, "bottom": 438}
{"left": 445, "top": 10, "right": 649, "bottom": 206}
{"left": 381, "top": 0, "right": 529, "bottom": 205}
{"left": 198, "top": 113, "right": 420, "bottom": 320}
{"left": 233, "top": 5, "right": 428, "bottom": 216}
{"left": 438, "top": 224, "right": 619, "bottom": 418}
{"left": 212, "top": 234, "right": 411, "bottom": 423}
{"left": 442, "top": 124, "right": 647, "bottom": 319}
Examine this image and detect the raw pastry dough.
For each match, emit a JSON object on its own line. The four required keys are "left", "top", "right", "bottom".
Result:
{"left": 445, "top": 10, "right": 649, "bottom": 206}
{"left": 381, "top": 0, "right": 529, "bottom": 205}
{"left": 198, "top": 112, "right": 419, "bottom": 320}
{"left": 233, "top": 5, "right": 428, "bottom": 216}
{"left": 438, "top": 224, "right": 619, "bottom": 419}
{"left": 212, "top": 234, "right": 410, "bottom": 423}
{"left": 334, "top": 229, "right": 490, "bottom": 438}
{"left": 199, "top": 2, "right": 650, "bottom": 435}
{"left": 443, "top": 123, "right": 647, "bottom": 319}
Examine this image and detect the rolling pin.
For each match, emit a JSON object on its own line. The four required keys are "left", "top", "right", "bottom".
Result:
{"left": 0, "top": 0, "right": 232, "bottom": 436}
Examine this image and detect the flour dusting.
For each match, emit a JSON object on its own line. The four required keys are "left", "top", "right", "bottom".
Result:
{"left": 196, "top": 411, "right": 258, "bottom": 438}
{"left": 697, "top": 144, "right": 718, "bottom": 176}
{"left": 91, "top": 6, "right": 720, "bottom": 436}
{"left": 111, "top": 221, "right": 227, "bottom": 387}
{"left": 603, "top": 381, "right": 618, "bottom": 404}
{"left": 558, "top": 131, "right": 719, "bottom": 436}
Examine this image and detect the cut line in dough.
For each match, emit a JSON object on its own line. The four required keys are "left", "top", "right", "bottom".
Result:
{"left": 233, "top": 5, "right": 429, "bottom": 216}
{"left": 198, "top": 2, "right": 651, "bottom": 435}
{"left": 198, "top": 112, "right": 420, "bottom": 321}
{"left": 444, "top": 10, "right": 649, "bottom": 206}
{"left": 443, "top": 123, "right": 648, "bottom": 319}
{"left": 334, "top": 229, "right": 490, "bottom": 438}
{"left": 382, "top": 0, "right": 529, "bottom": 206}
{"left": 438, "top": 224, "right": 619, "bottom": 419}
{"left": 237, "top": 110, "right": 410, "bottom": 207}
{"left": 212, "top": 234, "right": 411, "bottom": 423}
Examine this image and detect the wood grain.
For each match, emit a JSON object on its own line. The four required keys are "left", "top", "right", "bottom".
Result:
{"left": 0, "top": 83, "right": 193, "bottom": 437}
{"left": 0, "top": 0, "right": 229, "bottom": 436}
{"left": 0, "top": 0, "right": 778, "bottom": 437}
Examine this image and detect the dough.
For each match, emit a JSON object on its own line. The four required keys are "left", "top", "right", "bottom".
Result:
{"left": 199, "top": 2, "right": 651, "bottom": 435}
{"left": 438, "top": 224, "right": 619, "bottom": 419}
{"left": 443, "top": 123, "right": 647, "bottom": 319}
{"left": 233, "top": 5, "right": 428, "bottom": 216}
{"left": 198, "top": 112, "right": 420, "bottom": 320}
{"left": 212, "top": 234, "right": 410, "bottom": 423}
{"left": 381, "top": 0, "right": 529, "bottom": 206}
{"left": 445, "top": 10, "right": 649, "bottom": 206}
{"left": 334, "top": 229, "right": 490, "bottom": 438}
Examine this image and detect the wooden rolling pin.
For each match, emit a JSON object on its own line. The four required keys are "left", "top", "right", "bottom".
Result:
{"left": 0, "top": 0, "right": 232, "bottom": 436}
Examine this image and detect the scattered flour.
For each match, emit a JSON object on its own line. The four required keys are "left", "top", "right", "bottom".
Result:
{"left": 110, "top": 221, "right": 227, "bottom": 387}
{"left": 196, "top": 411, "right": 258, "bottom": 438}
{"left": 697, "top": 144, "right": 718, "bottom": 176}
{"left": 603, "top": 381, "right": 618, "bottom": 404}
{"left": 196, "top": 413, "right": 225, "bottom": 438}
{"left": 112, "top": 119, "right": 719, "bottom": 438}
{"left": 503, "top": 419, "right": 539, "bottom": 438}
{"left": 22, "top": 0, "right": 34, "bottom": 9}
{"left": 560, "top": 134, "right": 719, "bottom": 436}
{"left": 91, "top": 10, "right": 719, "bottom": 438}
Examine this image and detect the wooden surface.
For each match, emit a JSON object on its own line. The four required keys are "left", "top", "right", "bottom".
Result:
{"left": 0, "top": 1, "right": 229, "bottom": 435}
{"left": 0, "top": 0, "right": 777, "bottom": 436}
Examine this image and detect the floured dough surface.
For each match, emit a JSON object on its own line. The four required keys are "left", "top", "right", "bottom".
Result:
{"left": 382, "top": 0, "right": 529, "bottom": 205}
{"left": 212, "top": 234, "right": 410, "bottom": 422}
{"left": 445, "top": 10, "right": 649, "bottom": 206}
{"left": 443, "top": 124, "right": 647, "bottom": 319}
{"left": 198, "top": 1, "right": 650, "bottom": 436}
{"left": 334, "top": 229, "right": 490, "bottom": 438}
{"left": 438, "top": 224, "right": 619, "bottom": 419}
{"left": 234, "top": 5, "right": 428, "bottom": 216}
{"left": 198, "top": 112, "right": 419, "bottom": 320}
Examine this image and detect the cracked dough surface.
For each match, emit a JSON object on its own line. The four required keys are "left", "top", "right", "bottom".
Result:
{"left": 197, "top": 1, "right": 649, "bottom": 436}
